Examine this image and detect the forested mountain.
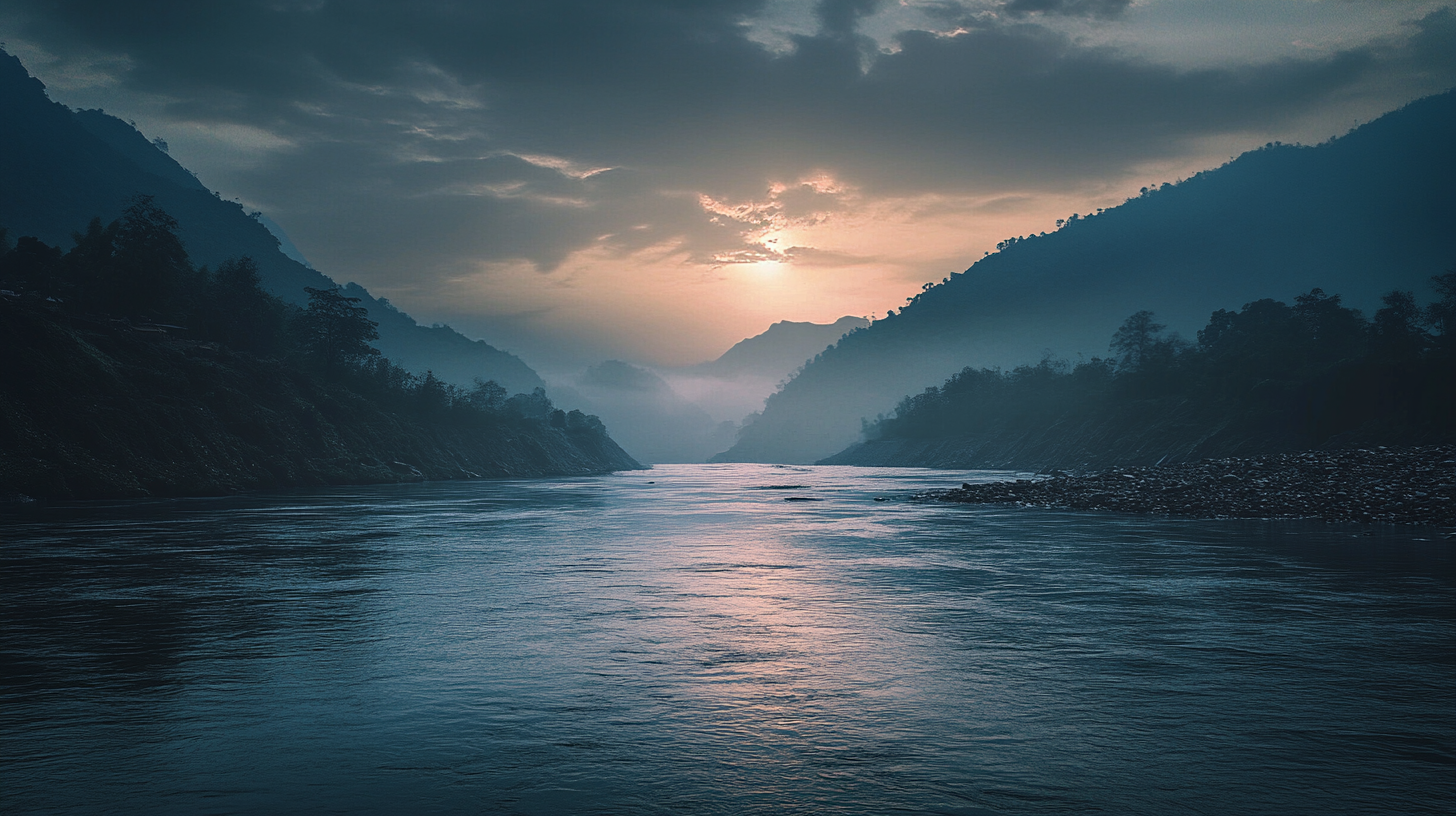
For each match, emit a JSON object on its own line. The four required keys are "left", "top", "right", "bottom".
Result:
{"left": 822, "top": 283, "right": 1456, "bottom": 470}
{"left": 714, "top": 90, "right": 1456, "bottom": 463}
{"left": 0, "top": 202, "right": 638, "bottom": 500}
{"left": 0, "top": 49, "right": 541, "bottom": 394}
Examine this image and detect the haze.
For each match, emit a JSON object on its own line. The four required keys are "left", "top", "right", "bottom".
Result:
{"left": 3, "top": 0, "right": 1452, "bottom": 368}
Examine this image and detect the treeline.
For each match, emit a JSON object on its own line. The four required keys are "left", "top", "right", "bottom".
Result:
{"left": 869, "top": 275, "right": 1456, "bottom": 450}
{"left": 0, "top": 196, "right": 604, "bottom": 436}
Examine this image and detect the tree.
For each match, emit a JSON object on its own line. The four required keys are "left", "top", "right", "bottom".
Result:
{"left": 505, "top": 387, "right": 554, "bottom": 421}
{"left": 1427, "top": 267, "right": 1456, "bottom": 344}
{"left": 466, "top": 378, "right": 508, "bottom": 413}
{"left": 1110, "top": 310, "right": 1166, "bottom": 371}
{"left": 301, "top": 286, "right": 379, "bottom": 372}
{"left": 110, "top": 195, "right": 193, "bottom": 316}
{"left": 64, "top": 217, "right": 117, "bottom": 308}
{"left": 0, "top": 235, "right": 63, "bottom": 294}
{"left": 1293, "top": 287, "right": 1367, "bottom": 364}
{"left": 414, "top": 371, "right": 451, "bottom": 413}
{"left": 565, "top": 409, "right": 606, "bottom": 435}
{"left": 211, "top": 256, "right": 285, "bottom": 353}
{"left": 1371, "top": 289, "right": 1428, "bottom": 358}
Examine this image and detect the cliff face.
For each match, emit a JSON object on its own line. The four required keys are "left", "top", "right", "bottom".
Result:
{"left": 0, "top": 301, "right": 641, "bottom": 501}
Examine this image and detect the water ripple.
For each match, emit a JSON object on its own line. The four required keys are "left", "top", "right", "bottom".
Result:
{"left": 2, "top": 464, "right": 1452, "bottom": 814}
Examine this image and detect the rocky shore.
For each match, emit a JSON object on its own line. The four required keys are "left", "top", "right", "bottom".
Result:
{"left": 919, "top": 446, "right": 1456, "bottom": 528}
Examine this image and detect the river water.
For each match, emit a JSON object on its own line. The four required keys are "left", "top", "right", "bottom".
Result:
{"left": 2, "top": 464, "right": 1452, "bottom": 814}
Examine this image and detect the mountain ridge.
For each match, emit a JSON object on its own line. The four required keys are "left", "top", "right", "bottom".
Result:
{"left": 689, "top": 316, "right": 870, "bottom": 379}
{"left": 0, "top": 48, "right": 543, "bottom": 395}
{"left": 713, "top": 90, "right": 1456, "bottom": 464}
{"left": 0, "top": 298, "right": 640, "bottom": 500}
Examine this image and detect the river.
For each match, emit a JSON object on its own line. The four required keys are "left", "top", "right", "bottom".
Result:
{"left": 2, "top": 464, "right": 1452, "bottom": 814}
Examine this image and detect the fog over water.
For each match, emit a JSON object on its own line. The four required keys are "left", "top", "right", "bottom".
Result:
{"left": 2, "top": 465, "right": 1452, "bottom": 814}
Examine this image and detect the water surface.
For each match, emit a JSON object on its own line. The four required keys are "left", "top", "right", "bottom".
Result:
{"left": 3, "top": 464, "right": 1452, "bottom": 814}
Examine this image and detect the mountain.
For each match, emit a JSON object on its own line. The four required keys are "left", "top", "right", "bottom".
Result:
{"left": 659, "top": 316, "right": 870, "bottom": 428}
{"left": 552, "top": 361, "right": 736, "bottom": 464}
{"left": 821, "top": 281, "right": 1456, "bottom": 470}
{"left": 691, "top": 316, "right": 870, "bottom": 379}
{"left": 547, "top": 317, "right": 871, "bottom": 463}
{"left": 0, "top": 48, "right": 542, "bottom": 395}
{"left": 713, "top": 90, "right": 1456, "bottom": 464}
{"left": 0, "top": 296, "right": 639, "bottom": 500}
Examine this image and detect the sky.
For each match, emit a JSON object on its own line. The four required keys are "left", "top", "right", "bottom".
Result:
{"left": 3, "top": 0, "right": 1454, "bottom": 369}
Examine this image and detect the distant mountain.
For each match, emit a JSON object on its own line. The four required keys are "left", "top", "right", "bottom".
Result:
{"left": 254, "top": 212, "right": 316, "bottom": 269}
{"left": 554, "top": 361, "right": 736, "bottom": 464}
{"left": 714, "top": 90, "right": 1456, "bottom": 463}
{"left": 0, "top": 48, "right": 542, "bottom": 395}
{"left": 691, "top": 316, "right": 870, "bottom": 379}
{"left": 658, "top": 316, "right": 869, "bottom": 428}
{"left": 549, "top": 316, "right": 870, "bottom": 462}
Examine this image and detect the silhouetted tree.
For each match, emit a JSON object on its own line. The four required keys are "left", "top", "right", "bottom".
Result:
{"left": 1293, "top": 287, "right": 1367, "bottom": 364}
{"left": 356, "top": 356, "right": 416, "bottom": 400}
{"left": 210, "top": 256, "right": 285, "bottom": 353}
{"left": 565, "top": 409, "right": 606, "bottom": 435}
{"left": 1426, "top": 267, "right": 1456, "bottom": 345}
{"left": 4, "top": 209, "right": 627, "bottom": 475}
{"left": 110, "top": 195, "right": 193, "bottom": 317}
{"left": 415, "top": 370, "right": 451, "bottom": 413}
{"left": 64, "top": 217, "right": 117, "bottom": 309}
{"left": 1110, "top": 310, "right": 1166, "bottom": 371}
{"left": 301, "top": 285, "right": 379, "bottom": 372}
{"left": 1199, "top": 299, "right": 1307, "bottom": 384}
{"left": 867, "top": 283, "right": 1456, "bottom": 451}
{"left": 1371, "top": 289, "right": 1428, "bottom": 358}
{"left": 505, "top": 387, "right": 554, "bottom": 421}
{"left": 0, "top": 235, "right": 63, "bottom": 294}
{"left": 467, "top": 378, "right": 508, "bottom": 412}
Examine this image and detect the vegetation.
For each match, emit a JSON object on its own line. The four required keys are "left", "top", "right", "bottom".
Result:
{"left": 715, "top": 90, "right": 1456, "bottom": 464}
{"left": 864, "top": 277, "right": 1456, "bottom": 459}
{"left": 2, "top": 197, "right": 561, "bottom": 422}
{"left": 1, "top": 47, "right": 545, "bottom": 396}
{"left": 0, "top": 199, "right": 634, "bottom": 499}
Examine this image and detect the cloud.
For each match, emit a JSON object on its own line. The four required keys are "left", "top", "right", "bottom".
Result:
{"left": 816, "top": 0, "right": 884, "bottom": 36}
{"left": 1001, "top": 0, "right": 1131, "bottom": 19}
{"left": 3, "top": 1, "right": 1452, "bottom": 364}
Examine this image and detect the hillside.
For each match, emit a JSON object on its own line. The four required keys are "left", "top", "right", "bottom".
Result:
{"left": 690, "top": 316, "right": 870, "bottom": 379}
{"left": 552, "top": 361, "right": 737, "bottom": 464}
{"left": 822, "top": 281, "right": 1456, "bottom": 471}
{"left": 0, "top": 48, "right": 542, "bottom": 394}
{"left": 657, "top": 316, "right": 870, "bottom": 433}
{"left": 0, "top": 288, "right": 639, "bottom": 502}
{"left": 714, "top": 91, "right": 1456, "bottom": 463}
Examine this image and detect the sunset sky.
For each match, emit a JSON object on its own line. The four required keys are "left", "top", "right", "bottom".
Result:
{"left": 3, "top": 0, "right": 1453, "bottom": 368}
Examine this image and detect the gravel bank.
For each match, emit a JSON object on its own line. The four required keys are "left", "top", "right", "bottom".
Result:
{"left": 920, "top": 446, "right": 1456, "bottom": 528}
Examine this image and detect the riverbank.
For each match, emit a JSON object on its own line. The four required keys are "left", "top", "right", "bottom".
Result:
{"left": 918, "top": 446, "right": 1456, "bottom": 527}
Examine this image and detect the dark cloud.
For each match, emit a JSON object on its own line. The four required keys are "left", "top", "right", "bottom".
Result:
{"left": 816, "top": 0, "right": 883, "bottom": 36}
{"left": 3, "top": 0, "right": 1452, "bottom": 285}
{"left": 1001, "top": 0, "right": 1132, "bottom": 19}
